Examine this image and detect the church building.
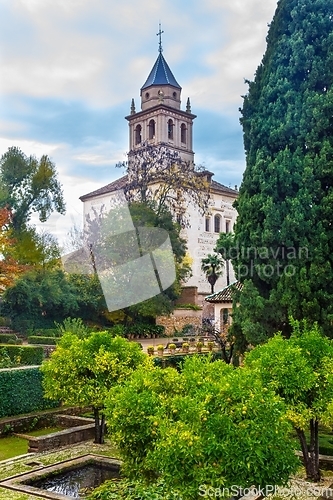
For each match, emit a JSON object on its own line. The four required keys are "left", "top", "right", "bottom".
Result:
{"left": 80, "top": 36, "right": 238, "bottom": 308}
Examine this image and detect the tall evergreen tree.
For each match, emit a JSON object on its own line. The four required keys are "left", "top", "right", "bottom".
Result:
{"left": 232, "top": 0, "right": 333, "bottom": 345}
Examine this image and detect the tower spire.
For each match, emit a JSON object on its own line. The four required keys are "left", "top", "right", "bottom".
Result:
{"left": 156, "top": 23, "right": 164, "bottom": 53}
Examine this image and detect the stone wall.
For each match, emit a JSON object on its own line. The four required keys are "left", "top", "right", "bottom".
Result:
{"left": 26, "top": 423, "right": 95, "bottom": 453}
{"left": 156, "top": 309, "right": 202, "bottom": 336}
{"left": 0, "top": 407, "right": 88, "bottom": 436}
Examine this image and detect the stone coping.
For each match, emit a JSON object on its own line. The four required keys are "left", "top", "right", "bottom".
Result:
{"left": 0, "top": 454, "right": 121, "bottom": 499}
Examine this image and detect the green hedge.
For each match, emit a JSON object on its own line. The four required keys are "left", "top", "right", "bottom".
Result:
{"left": 0, "top": 334, "right": 21, "bottom": 344}
{"left": 125, "top": 324, "right": 165, "bottom": 338}
{"left": 0, "top": 366, "right": 59, "bottom": 418}
{"left": 31, "top": 328, "right": 61, "bottom": 337}
{"left": 28, "top": 336, "right": 58, "bottom": 345}
{"left": 0, "top": 345, "right": 43, "bottom": 365}
{"left": 153, "top": 351, "right": 223, "bottom": 370}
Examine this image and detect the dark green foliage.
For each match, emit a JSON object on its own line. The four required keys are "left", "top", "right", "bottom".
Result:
{"left": 153, "top": 351, "right": 223, "bottom": 370}
{"left": 3, "top": 269, "right": 79, "bottom": 330}
{"left": 0, "top": 367, "right": 58, "bottom": 418}
{"left": 31, "top": 328, "right": 61, "bottom": 337}
{"left": 0, "top": 345, "right": 43, "bottom": 365}
{"left": 28, "top": 336, "right": 58, "bottom": 345}
{"left": 67, "top": 274, "right": 107, "bottom": 323}
{"left": 88, "top": 478, "right": 182, "bottom": 500}
{"left": 125, "top": 323, "right": 165, "bottom": 338}
{"left": 232, "top": 0, "right": 333, "bottom": 343}
{"left": 0, "top": 334, "right": 20, "bottom": 344}
{"left": 0, "top": 146, "right": 65, "bottom": 231}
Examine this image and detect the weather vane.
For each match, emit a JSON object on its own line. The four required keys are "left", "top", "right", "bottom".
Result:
{"left": 157, "top": 23, "right": 164, "bottom": 53}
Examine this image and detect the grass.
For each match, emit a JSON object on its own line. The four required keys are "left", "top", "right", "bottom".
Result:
{"left": 0, "top": 427, "right": 65, "bottom": 462}
{"left": 0, "top": 435, "right": 28, "bottom": 461}
{"left": 26, "top": 427, "right": 63, "bottom": 437}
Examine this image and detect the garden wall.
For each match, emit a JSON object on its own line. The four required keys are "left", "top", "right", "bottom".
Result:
{"left": 156, "top": 309, "right": 202, "bottom": 336}
{"left": 0, "top": 407, "right": 88, "bottom": 435}
{"left": 26, "top": 422, "right": 95, "bottom": 453}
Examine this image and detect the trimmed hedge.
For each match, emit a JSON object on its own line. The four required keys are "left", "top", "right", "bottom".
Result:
{"left": 0, "top": 334, "right": 21, "bottom": 344}
{"left": 0, "top": 366, "right": 59, "bottom": 418}
{"left": 31, "top": 328, "right": 61, "bottom": 338}
{"left": 125, "top": 323, "right": 165, "bottom": 338}
{"left": 153, "top": 351, "right": 223, "bottom": 370}
{"left": 28, "top": 336, "right": 58, "bottom": 345}
{"left": 0, "top": 345, "right": 43, "bottom": 365}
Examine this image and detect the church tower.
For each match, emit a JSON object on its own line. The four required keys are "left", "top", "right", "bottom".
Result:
{"left": 126, "top": 28, "right": 196, "bottom": 164}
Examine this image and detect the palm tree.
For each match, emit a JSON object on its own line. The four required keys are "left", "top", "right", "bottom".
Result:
{"left": 215, "top": 232, "right": 235, "bottom": 286}
{"left": 201, "top": 253, "right": 224, "bottom": 294}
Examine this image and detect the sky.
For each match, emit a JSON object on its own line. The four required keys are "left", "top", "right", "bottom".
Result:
{"left": 0, "top": 0, "right": 279, "bottom": 248}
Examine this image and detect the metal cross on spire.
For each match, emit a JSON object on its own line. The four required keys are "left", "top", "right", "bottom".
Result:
{"left": 157, "top": 23, "right": 164, "bottom": 53}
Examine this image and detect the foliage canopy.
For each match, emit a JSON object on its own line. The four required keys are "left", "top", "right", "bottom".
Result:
{"left": 232, "top": 0, "right": 333, "bottom": 342}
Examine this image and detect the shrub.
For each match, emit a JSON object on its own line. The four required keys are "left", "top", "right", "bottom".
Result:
{"left": 0, "top": 366, "right": 58, "bottom": 418}
{"left": 28, "top": 336, "right": 58, "bottom": 345}
{"left": 106, "top": 325, "right": 125, "bottom": 337}
{"left": 55, "top": 317, "right": 89, "bottom": 338}
{"left": 32, "top": 328, "right": 60, "bottom": 337}
{"left": 0, "top": 345, "right": 43, "bottom": 365}
{"left": 0, "top": 334, "right": 20, "bottom": 344}
{"left": 125, "top": 323, "right": 165, "bottom": 338}
{"left": 0, "top": 316, "right": 11, "bottom": 327}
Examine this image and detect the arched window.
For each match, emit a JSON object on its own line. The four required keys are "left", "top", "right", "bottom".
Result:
{"left": 214, "top": 214, "right": 221, "bottom": 233}
{"left": 225, "top": 220, "right": 230, "bottom": 233}
{"left": 135, "top": 125, "right": 142, "bottom": 145}
{"left": 168, "top": 119, "right": 174, "bottom": 140}
{"left": 181, "top": 123, "right": 187, "bottom": 144}
{"left": 205, "top": 217, "right": 210, "bottom": 232}
{"left": 148, "top": 120, "right": 155, "bottom": 140}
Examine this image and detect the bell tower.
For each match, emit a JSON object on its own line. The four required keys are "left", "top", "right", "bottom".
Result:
{"left": 126, "top": 27, "right": 196, "bottom": 164}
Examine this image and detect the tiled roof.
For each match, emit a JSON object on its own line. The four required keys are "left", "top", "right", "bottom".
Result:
{"left": 79, "top": 175, "right": 128, "bottom": 201}
{"left": 205, "top": 281, "right": 243, "bottom": 303}
{"left": 79, "top": 174, "right": 238, "bottom": 202}
{"left": 211, "top": 180, "right": 238, "bottom": 196}
{"left": 141, "top": 53, "right": 181, "bottom": 90}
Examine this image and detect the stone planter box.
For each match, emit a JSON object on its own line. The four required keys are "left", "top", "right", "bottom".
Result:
{"left": 24, "top": 422, "right": 95, "bottom": 453}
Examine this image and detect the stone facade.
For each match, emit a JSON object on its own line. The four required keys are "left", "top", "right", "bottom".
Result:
{"left": 156, "top": 309, "right": 202, "bottom": 336}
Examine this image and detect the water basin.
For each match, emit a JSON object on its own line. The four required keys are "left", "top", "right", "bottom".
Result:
{"left": 0, "top": 455, "right": 121, "bottom": 500}
{"left": 26, "top": 462, "right": 119, "bottom": 498}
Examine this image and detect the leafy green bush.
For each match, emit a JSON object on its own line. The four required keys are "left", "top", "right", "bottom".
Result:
{"left": 0, "top": 345, "right": 43, "bottom": 365}
{"left": 125, "top": 324, "right": 165, "bottom": 338}
{"left": 0, "top": 334, "right": 20, "bottom": 344}
{"left": 106, "top": 356, "right": 299, "bottom": 498}
{"left": 0, "top": 366, "right": 58, "bottom": 418}
{"left": 174, "top": 304, "right": 201, "bottom": 310}
{"left": 0, "top": 349, "right": 15, "bottom": 369}
{"left": 28, "top": 336, "right": 58, "bottom": 345}
{"left": 32, "top": 328, "right": 60, "bottom": 337}
{"left": 88, "top": 478, "right": 182, "bottom": 500}
{"left": 0, "top": 316, "right": 11, "bottom": 327}
{"left": 55, "top": 317, "right": 89, "bottom": 338}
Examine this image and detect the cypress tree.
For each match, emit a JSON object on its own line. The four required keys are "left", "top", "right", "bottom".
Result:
{"left": 232, "top": 0, "right": 333, "bottom": 344}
